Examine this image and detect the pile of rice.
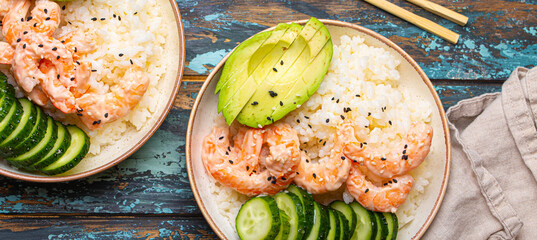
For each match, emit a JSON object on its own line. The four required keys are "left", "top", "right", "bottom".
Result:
{"left": 54, "top": 0, "right": 170, "bottom": 155}
{"left": 209, "top": 35, "right": 434, "bottom": 229}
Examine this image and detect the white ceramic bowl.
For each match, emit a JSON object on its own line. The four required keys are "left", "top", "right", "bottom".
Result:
{"left": 187, "top": 19, "right": 450, "bottom": 240}
{"left": 0, "top": 0, "right": 185, "bottom": 182}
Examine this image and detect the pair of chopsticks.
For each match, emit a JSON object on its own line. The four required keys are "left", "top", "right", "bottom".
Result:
{"left": 364, "top": 0, "right": 468, "bottom": 44}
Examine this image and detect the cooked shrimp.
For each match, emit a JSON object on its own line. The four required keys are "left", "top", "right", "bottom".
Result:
{"left": 2, "top": 0, "right": 60, "bottom": 46}
{"left": 342, "top": 121, "right": 433, "bottom": 179}
{"left": 346, "top": 163, "right": 413, "bottom": 213}
{"left": 202, "top": 124, "right": 301, "bottom": 196}
{"left": 2, "top": 0, "right": 31, "bottom": 46}
{"left": 294, "top": 125, "right": 352, "bottom": 194}
{"left": 75, "top": 66, "right": 150, "bottom": 129}
{"left": 12, "top": 33, "right": 77, "bottom": 113}
{"left": 58, "top": 31, "right": 96, "bottom": 60}
{"left": 0, "top": 0, "right": 11, "bottom": 19}
{"left": 0, "top": 42, "right": 14, "bottom": 64}
{"left": 27, "top": 86, "right": 49, "bottom": 106}
{"left": 28, "top": 0, "right": 61, "bottom": 38}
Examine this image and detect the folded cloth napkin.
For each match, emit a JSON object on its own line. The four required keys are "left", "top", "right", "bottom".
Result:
{"left": 424, "top": 66, "right": 537, "bottom": 239}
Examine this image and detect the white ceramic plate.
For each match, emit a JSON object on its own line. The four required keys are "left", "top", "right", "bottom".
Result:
{"left": 187, "top": 19, "right": 450, "bottom": 240}
{"left": 0, "top": 0, "right": 185, "bottom": 182}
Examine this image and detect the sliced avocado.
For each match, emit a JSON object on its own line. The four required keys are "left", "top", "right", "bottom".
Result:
{"left": 217, "top": 23, "right": 291, "bottom": 112}
{"left": 221, "top": 23, "right": 304, "bottom": 124}
{"left": 236, "top": 18, "right": 332, "bottom": 127}
{"left": 271, "top": 39, "right": 333, "bottom": 121}
{"left": 215, "top": 24, "right": 284, "bottom": 95}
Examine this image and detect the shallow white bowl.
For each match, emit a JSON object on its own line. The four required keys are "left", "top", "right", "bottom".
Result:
{"left": 0, "top": 0, "right": 185, "bottom": 182}
{"left": 187, "top": 19, "right": 450, "bottom": 240}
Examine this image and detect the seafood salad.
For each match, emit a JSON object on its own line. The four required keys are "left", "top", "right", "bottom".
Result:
{"left": 200, "top": 24, "right": 435, "bottom": 239}
{"left": 0, "top": 0, "right": 177, "bottom": 175}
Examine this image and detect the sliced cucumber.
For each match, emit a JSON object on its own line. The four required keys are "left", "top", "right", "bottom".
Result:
{"left": 275, "top": 210, "right": 291, "bottom": 240}
{"left": 335, "top": 210, "right": 349, "bottom": 240}
{"left": 236, "top": 196, "right": 281, "bottom": 240}
{"left": 330, "top": 200, "right": 357, "bottom": 240}
{"left": 0, "top": 96, "right": 21, "bottom": 142}
{"left": 373, "top": 212, "right": 388, "bottom": 240}
{"left": 4, "top": 105, "right": 47, "bottom": 158}
{"left": 305, "top": 201, "right": 329, "bottom": 240}
{"left": 326, "top": 208, "right": 341, "bottom": 240}
{"left": 349, "top": 202, "right": 376, "bottom": 240}
{"left": 273, "top": 192, "right": 306, "bottom": 240}
{"left": 28, "top": 122, "right": 71, "bottom": 170}
{"left": 382, "top": 212, "right": 398, "bottom": 240}
{"left": 0, "top": 73, "right": 15, "bottom": 96}
{"left": 0, "top": 93, "right": 12, "bottom": 120}
{"left": 7, "top": 116, "right": 57, "bottom": 167}
{"left": 40, "top": 126, "right": 89, "bottom": 175}
{"left": 286, "top": 185, "right": 314, "bottom": 237}
{"left": 0, "top": 99, "right": 36, "bottom": 152}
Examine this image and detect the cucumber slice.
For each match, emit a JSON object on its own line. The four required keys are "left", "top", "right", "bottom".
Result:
{"left": 0, "top": 96, "right": 20, "bottom": 142}
{"left": 4, "top": 105, "right": 47, "bottom": 158}
{"left": 330, "top": 200, "right": 357, "bottom": 240}
{"left": 286, "top": 185, "right": 314, "bottom": 237}
{"left": 305, "top": 201, "right": 329, "bottom": 240}
{"left": 349, "top": 202, "right": 377, "bottom": 240}
{"left": 275, "top": 210, "right": 291, "bottom": 240}
{"left": 7, "top": 116, "right": 58, "bottom": 167}
{"left": 0, "top": 99, "right": 36, "bottom": 152}
{"left": 335, "top": 210, "right": 349, "bottom": 240}
{"left": 0, "top": 73, "right": 15, "bottom": 96}
{"left": 373, "top": 212, "right": 388, "bottom": 240}
{"left": 28, "top": 122, "right": 71, "bottom": 170}
{"left": 40, "top": 126, "right": 89, "bottom": 175}
{"left": 382, "top": 213, "right": 398, "bottom": 240}
{"left": 326, "top": 208, "right": 341, "bottom": 240}
{"left": 236, "top": 196, "right": 281, "bottom": 240}
{"left": 273, "top": 192, "right": 306, "bottom": 240}
{"left": 0, "top": 93, "right": 12, "bottom": 120}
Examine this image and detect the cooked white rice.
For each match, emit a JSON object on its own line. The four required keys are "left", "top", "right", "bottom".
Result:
{"left": 54, "top": 0, "right": 169, "bottom": 155}
{"left": 208, "top": 35, "right": 434, "bottom": 231}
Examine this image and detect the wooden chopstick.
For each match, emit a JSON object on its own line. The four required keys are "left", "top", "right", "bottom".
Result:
{"left": 405, "top": 0, "right": 468, "bottom": 26}
{"left": 364, "top": 0, "right": 460, "bottom": 44}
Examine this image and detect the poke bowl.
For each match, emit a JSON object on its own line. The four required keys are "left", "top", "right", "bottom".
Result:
{"left": 187, "top": 19, "right": 450, "bottom": 239}
{"left": 0, "top": 0, "right": 185, "bottom": 182}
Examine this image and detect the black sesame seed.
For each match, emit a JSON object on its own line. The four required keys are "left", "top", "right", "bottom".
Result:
{"left": 281, "top": 177, "right": 286, "bottom": 180}
{"left": 340, "top": 115, "right": 345, "bottom": 120}
{"left": 67, "top": 21, "right": 72, "bottom": 25}
{"left": 252, "top": 170, "right": 257, "bottom": 173}
{"left": 91, "top": 17, "right": 97, "bottom": 21}
{"left": 266, "top": 117, "right": 271, "bottom": 121}
{"left": 119, "top": 53, "right": 124, "bottom": 57}
{"left": 70, "top": 77, "right": 75, "bottom": 81}
{"left": 331, "top": 97, "right": 335, "bottom": 101}
{"left": 389, "top": 120, "right": 392, "bottom": 125}
{"left": 308, "top": 124, "right": 312, "bottom": 128}
{"left": 296, "top": 119, "right": 300, "bottom": 123}
{"left": 22, "top": 44, "right": 26, "bottom": 49}
{"left": 45, "top": 17, "right": 50, "bottom": 21}
{"left": 27, "top": 16, "right": 33, "bottom": 21}
{"left": 336, "top": 99, "right": 339, "bottom": 103}
{"left": 312, "top": 173, "right": 317, "bottom": 179}
{"left": 227, "top": 146, "right": 231, "bottom": 151}
{"left": 76, "top": 113, "right": 82, "bottom": 116}
{"left": 52, "top": 47, "right": 57, "bottom": 51}
{"left": 16, "top": 38, "right": 21, "bottom": 43}
{"left": 74, "top": 47, "right": 77, "bottom": 53}
{"left": 246, "top": 166, "right": 249, "bottom": 171}
{"left": 393, "top": 179, "right": 398, "bottom": 183}
{"left": 267, "top": 177, "right": 272, "bottom": 181}
{"left": 403, "top": 149, "right": 407, "bottom": 154}
{"left": 384, "top": 183, "right": 388, "bottom": 186}
{"left": 91, "top": 70, "right": 97, "bottom": 72}
{"left": 225, "top": 151, "right": 229, "bottom": 155}
{"left": 251, "top": 101, "right": 258, "bottom": 106}
{"left": 57, "top": 56, "right": 60, "bottom": 60}
{"left": 118, "top": 16, "right": 122, "bottom": 21}
{"left": 323, "top": 141, "right": 326, "bottom": 146}
{"left": 381, "top": 157, "right": 386, "bottom": 161}
{"left": 44, "top": 8, "right": 48, "bottom": 14}
{"left": 356, "top": 94, "right": 361, "bottom": 97}
{"left": 304, "top": 116, "right": 309, "bottom": 119}
{"left": 20, "top": 18, "right": 24, "bottom": 22}
{"left": 113, "top": 14, "right": 117, "bottom": 18}
{"left": 56, "top": 74, "right": 60, "bottom": 79}
{"left": 306, "top": 159, "right": 309, "bottom": 163}
{"left": 76, "top": 61, "right": 81, "bottom": 65}
{"left": 62, "top": 5, "right": 66, "bottom": 10}
{"left": 77, "top": 108, "right": 83, "bottom": 112}
{"left": 365, "top": 188, "right": 369, "bottom": 193}
{"left": 229, "top": 160, "right": 233, "bottom": 164}
{"left": 134, "top": 12, "right": 138, "bottom": 15}
{"left": 268, "top": 90, "right": 277, "bottom": 97}
{"left": 130, "top": 59, "right": 134, "bottom": 65}
{"left": 326, "top": 118, "right": 329, "bottom": 123}
{"left": 218, "top": 136, "right": 224, "bottom": 140}
{"left": 364, "top": 142, "right": 367, "bottom": 145}
{"left": 271, "top": 180, "right": 277, "bottom": 184}
{"left": 23, "top": 31, "right": 28, "bottom": 35}
{"left": 296, "top": 172, "right": 299, "bottom": 175}
{"left": 360, "top": 142, "right": 363, "bottom": 148}
{"left": 100, "top": 18, "right": 106, "bottom": 21}
{"left": 368, "top": 112, "right": 371, "bottom": 116}
{"left": 404, "top": 144, "right": 408, "bottom": 149}
{"left": 341, "top": 156, "right": 346, "bottom": 160}
{"left": 92, "top": 120, "right": 101, "bottom": 125}
{"left": 279, "top": 101, "right": 283, "bottom": 106}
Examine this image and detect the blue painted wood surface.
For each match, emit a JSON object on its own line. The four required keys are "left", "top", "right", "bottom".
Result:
{"left": 0, "top": 0, "right": 533, "bottom": 238}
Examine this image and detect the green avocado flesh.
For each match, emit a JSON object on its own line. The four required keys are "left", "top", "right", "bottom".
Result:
{"left": 216, "top": 17, "right": 333, "bottom": 127}
{"left": 221, "top": 23, "right": 304, "bottom": 124}
{"left": 217, "top": 23, "right": 291, "bottom": 113}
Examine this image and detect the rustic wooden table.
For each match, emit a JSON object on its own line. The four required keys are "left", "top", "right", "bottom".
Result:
{"left": 0, "top": 0, "right": 535, "bottom": 238}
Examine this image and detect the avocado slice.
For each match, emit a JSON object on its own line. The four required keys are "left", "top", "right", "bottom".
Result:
{"left": 270, "top": 39, "right": 333, "bottom": 121}
{"left": 221, "top": 23, "right": 304, "bottom": 124}
{"left": 217, "top": 23, "right": 292, "bottom": 113}
{"left": 236, "top": 18, "right": 332, "bottom": 127}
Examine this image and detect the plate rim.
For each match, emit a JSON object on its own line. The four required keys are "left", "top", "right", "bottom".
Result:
{"left": 186, "top": 19, "right": 451, "bottom": 240}
{"left": 0, "top": 0, "right": 186, "bottom": 183}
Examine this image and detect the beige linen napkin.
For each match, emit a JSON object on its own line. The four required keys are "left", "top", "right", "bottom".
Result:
{"left": 424, "top": 67, "right": 537, "bottom": 239}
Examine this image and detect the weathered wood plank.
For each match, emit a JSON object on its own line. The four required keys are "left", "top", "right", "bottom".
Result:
{"left": 0, "top": 79, "right": 500, "bottom": 215}
{"left": 0, "top": 215, "right": 217, "bottom": 239}
{"left": 178, "top": 0, "right": 537, "bottom": 79}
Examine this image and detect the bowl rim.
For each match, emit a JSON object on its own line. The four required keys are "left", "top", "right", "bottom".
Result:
{"left": 0, "top": 0, "right": 186, "bottom": 183}
{"left": 186, "top": 19, "right": 451, "bottom": 240}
